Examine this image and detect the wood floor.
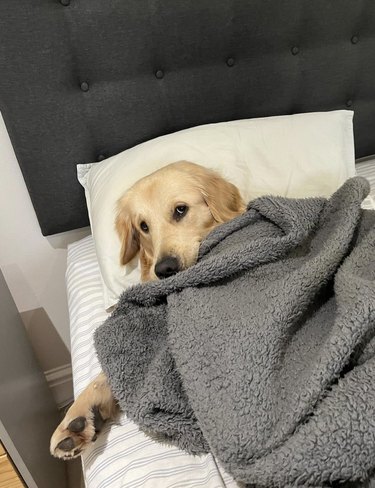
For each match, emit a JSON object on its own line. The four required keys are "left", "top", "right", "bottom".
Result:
{"left": 1, "top": 440, "right": 84, "bottom": 488}
{"left": 0, "top": 442, "right": 24, "bottom": 488}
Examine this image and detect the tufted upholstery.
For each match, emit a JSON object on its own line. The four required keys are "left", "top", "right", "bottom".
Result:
{"left": 1, "top": 0, "right": 375, "bottom": 235}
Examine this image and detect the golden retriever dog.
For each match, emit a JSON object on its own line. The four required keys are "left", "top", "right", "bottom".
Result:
{"left": 50, "top": 161, "right": 245, "bottom": 459}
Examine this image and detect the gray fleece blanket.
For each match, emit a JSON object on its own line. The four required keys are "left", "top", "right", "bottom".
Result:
{"left": 94, "top": 177, "right": 375, "bottom": 487}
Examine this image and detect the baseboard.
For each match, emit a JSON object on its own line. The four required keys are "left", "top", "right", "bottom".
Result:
{"left": 45, "top": 363, "right": 73, "bottom": 409}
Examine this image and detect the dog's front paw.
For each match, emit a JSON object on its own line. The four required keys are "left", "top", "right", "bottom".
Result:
{"left": 50, "top": 405, "right": 105, "bottom": 460}
{"left": 50, "top": 373, "right": 116, "bottom": 460}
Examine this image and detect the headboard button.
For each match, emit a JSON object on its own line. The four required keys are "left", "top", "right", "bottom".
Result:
{"left": 346, "top": 99, "right": 353, "bottom": 107}
{"left": 97, "top": 154, "right": 106, "bottom": 162}
{"left": 80, "top": 82, "right": 89, "bottom": 92}
{"left": 155, "top": 70, "right": 164, "bottom": 79}
{"left": 60, "top": 0, "right": 70, "bottom": 5}
{"left": 226, "top": 57, "right": 235, "bottom": 67}
{"left": 351, "top": 35, "right": 359, "bottom": 44}
{"left": 291, "top": 46, "right": 299, "bottom": 55}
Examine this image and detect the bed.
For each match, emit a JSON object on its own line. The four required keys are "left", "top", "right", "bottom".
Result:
{"left": 64, "top": 160, "right": 375, "bottom": 488}
{"left": 71, "top": 158, "right": 375, "bottom": 488}
{"left": 1, "top": 2, "right": 375, "bottom": 487}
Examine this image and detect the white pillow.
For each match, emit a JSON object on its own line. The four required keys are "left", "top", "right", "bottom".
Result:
{"left": 78, "top": 110, "right": 355, "bottom": 310}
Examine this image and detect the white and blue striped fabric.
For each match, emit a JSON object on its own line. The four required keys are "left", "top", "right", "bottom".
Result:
{"left": 67, "top": 160, "right": 375, "bottom": 488}
{"left": 67, "top": 239, "right": 239, "bottom": 488}
{"left": 357, "top": 158, "right": 375, "bottom": 209}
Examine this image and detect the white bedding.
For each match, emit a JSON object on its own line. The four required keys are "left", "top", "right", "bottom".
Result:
{"left": 67, "top": 161, "right": 375, "bottom": 488}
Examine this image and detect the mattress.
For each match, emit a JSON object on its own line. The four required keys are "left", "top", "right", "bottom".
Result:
{"left": 67, "top": 161, "right": 375, "bottom": 488}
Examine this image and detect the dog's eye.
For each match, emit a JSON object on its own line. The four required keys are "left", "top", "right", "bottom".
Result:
{"left": 140, "top": 221, "right": 149, "bottom": 233}
{"left": 174, "top": 205, "right": 188, "bottom": 220}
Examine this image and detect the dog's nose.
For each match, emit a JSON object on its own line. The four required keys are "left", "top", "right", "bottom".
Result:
{"left": 154, "top": 257, "right": 180, "bottom": 279}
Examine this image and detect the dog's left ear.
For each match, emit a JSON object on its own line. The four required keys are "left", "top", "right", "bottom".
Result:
{"left": 197, "top": 169, "right": 246, "bottom": 223}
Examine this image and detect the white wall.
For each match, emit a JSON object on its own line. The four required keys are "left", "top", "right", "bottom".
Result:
{"left": 0, "top": 113, "right": 90, "bottom": 351}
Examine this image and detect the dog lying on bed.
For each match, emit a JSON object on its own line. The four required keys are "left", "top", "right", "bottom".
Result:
{"left": 50, "top": 161, "right": 245, "bottom": 459}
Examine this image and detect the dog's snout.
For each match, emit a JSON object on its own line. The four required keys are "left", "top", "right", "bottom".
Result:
{"left": 154, "top": 256, "right": 180, "bottom": 279}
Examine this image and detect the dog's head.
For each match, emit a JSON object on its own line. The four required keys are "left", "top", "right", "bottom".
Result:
{"left": 115, "top": 161, "right": 245, "bottom": 281}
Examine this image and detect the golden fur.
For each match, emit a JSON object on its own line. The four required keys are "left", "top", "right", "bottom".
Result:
{"left": 115, "top": 161, "right": 245, "bottom": 280}
{"left": 50, "top": 161, "right": 245, "bottom": 459}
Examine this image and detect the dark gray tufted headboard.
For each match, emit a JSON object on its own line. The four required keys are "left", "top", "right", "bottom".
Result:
{"left": 1, "top": 1, "right": 375, "bottom": 235}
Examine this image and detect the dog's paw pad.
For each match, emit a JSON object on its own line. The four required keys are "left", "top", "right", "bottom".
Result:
{"left": 56, "top": 437, "right": 75, "bottom": 452}
{"left": 67, "top": 416, "right": 86, "bottom": 433}
{"left": 50, "top": 407, "right": 103, "bottom": 460}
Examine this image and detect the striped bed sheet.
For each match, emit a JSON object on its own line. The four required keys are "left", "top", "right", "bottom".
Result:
{"left": 67, "top": 241, "right": 239, "bottom": 488}
{"left": 357, "top": 158, "right": 375, "bottom": 209}
{"left": 67, "top": 160, "right": 375, "bottom": 488}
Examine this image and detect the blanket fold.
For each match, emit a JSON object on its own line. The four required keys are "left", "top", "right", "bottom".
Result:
{"left": 95, "top": 177, "right": 375, "bottom": 487}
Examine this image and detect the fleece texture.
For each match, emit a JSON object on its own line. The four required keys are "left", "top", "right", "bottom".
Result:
{"left": 94, "top": 177, "right": 375, "bottom": 487}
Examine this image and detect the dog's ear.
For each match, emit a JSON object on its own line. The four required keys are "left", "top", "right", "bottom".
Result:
{"left": 197, "top": 169, "right": 246, "bottom": 223}
{"left": 115, "top": 199, "right": 139, "bottom": 266}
